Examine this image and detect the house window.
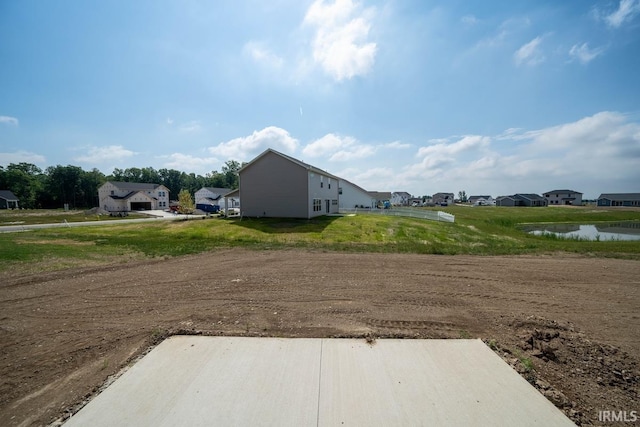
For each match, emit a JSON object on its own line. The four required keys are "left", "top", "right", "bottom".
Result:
{"left": 110, "top": 191, "right": 114, "bottom": 195}
{"left": 332, "top": 199, "right": 338, "bottom": 205}
{"left": 328, "top": 183, "right": 331, "bottom": 189}
{"left": 338, "top": 187, "right": 342, "bottom": 195}
{"left": 313, "top": 199, "right": 322, "bottom": 212}
{"left": 321, "top": 182, "right": 323, "bottom": 188}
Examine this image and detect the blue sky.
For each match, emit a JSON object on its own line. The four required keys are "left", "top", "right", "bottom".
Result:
{"left": 1, "top": 0, "right": 639, "bottom": 199}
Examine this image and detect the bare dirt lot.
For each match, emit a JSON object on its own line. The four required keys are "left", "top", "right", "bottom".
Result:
{"left": 1, "top": 249, "right": 639, "bottom": 426}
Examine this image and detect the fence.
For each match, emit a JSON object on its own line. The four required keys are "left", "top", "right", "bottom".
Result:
{"left": 339, "top": 207, "right": 455, "bottom": 223}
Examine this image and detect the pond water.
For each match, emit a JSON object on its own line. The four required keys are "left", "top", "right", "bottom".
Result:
{"left": 523, "top": 222, "right": 640, "bottom": 241}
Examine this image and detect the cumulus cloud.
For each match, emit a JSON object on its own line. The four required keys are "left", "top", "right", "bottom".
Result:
{"left": 302, "top": 133, "right": 376, "bottom": 161}
{"left": 0, "top": 116, "right": 19, "bottom": 126}
{"left": 384, "top": 141, "right": 412, "bottom": 149}
{"left": 159, "top": 153, "right": 220, "bottom": 173}
{"left": 74, "top": 145, "right": 137, "bottom": 163}
{"left": 399, "top": 112, "right": 640, "bottom": 197}
{"left": 514, "top": 36, "right": 545, "bottom": 66}
{"left": 208, "top": 126, "right": 299, "bottom": 160}
{"left": 303, "top": 0, "right": 377, "bottom": 81}
{"left": 603, "top": 0, "right": 640, "bottom": 28}
{"left": 0, "top": 151, "right": 45, "bottom": 165}
{"left": 569, "top": 43, "right": 604, "bottom": 64}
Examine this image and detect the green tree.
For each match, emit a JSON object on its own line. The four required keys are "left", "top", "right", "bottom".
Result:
{"left": 177, "top": 189, "right": 194, "bottom": 214}
{"left": 2, "top": 163, "right": 45, "bottom": 208}
{"left": 45, "top": 165, "right": 84, "bottom": 208}
{"left": 458, "top": 190, "right": 468, "bottom": 203}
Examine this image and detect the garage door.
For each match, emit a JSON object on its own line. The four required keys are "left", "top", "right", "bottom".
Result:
{"left": 131, "top": 202, "right": 152, "bottom": 211}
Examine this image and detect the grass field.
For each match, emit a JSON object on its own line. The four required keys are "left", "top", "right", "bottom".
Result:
{"left": 1, "top": 206, "right": 639, "bottom": 273}
{"left": 0, "top": 209, "right": 145, "bottom": 225}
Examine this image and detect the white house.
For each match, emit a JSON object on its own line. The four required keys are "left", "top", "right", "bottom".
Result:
{"left": 468, "top": 195, "right": 495, "bottom": 206}
{"left": 433, "top": 192, "right": 455, "bottom": 206}
{"left": 98, "top": 182, "right": 170, "bottom": 213}
{"left": 195, "top": 187, "right": 232, "bottom": 207}
{"left": 338, "top": 179, "right": 376, "bottom": 209}
{"left": 391, "top": 192, "right": 412, "bottom": 206}
{"left": 238, "top": 149, "right": 340, "bottom": 218}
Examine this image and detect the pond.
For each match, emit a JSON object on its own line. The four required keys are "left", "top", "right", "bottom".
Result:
{"left": 522, "top": 222, "right": 640, "bottom": 241}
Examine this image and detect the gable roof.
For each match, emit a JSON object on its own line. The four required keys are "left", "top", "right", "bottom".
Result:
{"left": 543, "top": 189, "right": 582, "bottom": 195}
{"left": 0, "top": 190, "right": 19, "bottom": 201}
{"left": 201, "top": 187, "right": 231, "bottom": 194}
{"left": 368, "top": 191, "right": 392, "bottom": 201}
{"left": 598, "top": 193, "right": 640, "bottom": 201}
{"left": 469, "top": 195, "right": 492, "bottom": 200}
{"left": 339, "top": 178, "right": 371, "bottom": 195}
{"left": 106, "top": 181, "right": 167, "bottom": 192}
{"left": 393, "top": 191, "right": 412, "bottom": 197}
{"left": 515, "top": 193, "right": 545, "bottom": 201}
{"left": 240, "top": 148, "right": 340, "bottom": 181}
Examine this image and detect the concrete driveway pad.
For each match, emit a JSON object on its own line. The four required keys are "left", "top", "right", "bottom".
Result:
{"left": 64, "top": 337, "right": 574, "bottom": 426}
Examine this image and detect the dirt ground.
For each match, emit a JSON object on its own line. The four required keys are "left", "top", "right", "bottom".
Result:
{"left": 1, "top": 249, "right": 638, "bottom": 426}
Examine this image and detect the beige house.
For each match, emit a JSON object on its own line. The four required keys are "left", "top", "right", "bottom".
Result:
{"left": 238, "top": 149, "right": 340, "bottom": 218}
{"left": 98, "top": 182, "right": 170, "bottom": 213}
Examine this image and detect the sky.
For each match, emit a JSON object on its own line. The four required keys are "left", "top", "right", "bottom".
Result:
{"left": 1, "top": 0, "right": 639, "bottom": 199}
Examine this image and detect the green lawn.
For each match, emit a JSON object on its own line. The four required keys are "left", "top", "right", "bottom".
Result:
{"left": 0, "top": 206, "right": 639, "bottom": 273}
{"left": 0, "top": 209, "right": 145, "bottom": 225}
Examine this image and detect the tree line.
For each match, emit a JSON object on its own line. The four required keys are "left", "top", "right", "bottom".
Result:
{"left": 0, "top": 161, "right": 242, "bottom": 209}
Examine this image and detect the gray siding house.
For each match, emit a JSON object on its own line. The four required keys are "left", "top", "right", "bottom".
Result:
{"left": 239, "top": 149, "right": 340, "bottom": 218}
{"left": 0, "top": 190, "right": 19, "bottom": 209}
{"left": 496, "top": 194, "right": 547, "bottom": 207}
{"left": 433, "top": 193, "right": 455, "bottom": 206}
{"left": 543, "top": 189, "right": 583, "bottom": 206}
{"left": 597, "top": 193, "right": 640, "bottom": 207}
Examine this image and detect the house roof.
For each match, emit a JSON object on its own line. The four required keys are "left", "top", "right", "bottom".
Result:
{"left": 543, "top": 189, "right": 582, "bottom": 195}
{"left": 514, "top": 193, "right": 545, "bottom": 201}
{"left": 368, "top": 191, "right": 392, "bottom": 201}
{"left": 433, "top": 192, "right": 454, "bottom": 197}
{"left": 106, "top": 181, "right": 168, "bottom": 192}
{"left": 339, "top": 178, "right": 371, "bottom": 196}
{"left": 393, "top": 191, "right": 412, "bottom": 197}
{"left": 597, "top": 193, "right": 640, "bottom": 201}
{"left": 0, "top": 190, "right": 19, "bottom": 201}
{"left": 469, "top": 195, "right": 492, "bottom": 200}
{"left": 223, "top": 189, "right": 240, "bottom": 198}
{"left": 240, "top": 148, "right": 340, "bottom": 181}
{"left": 109, "top": 191, "right": 156, "bottom": 201}
{"left": 496, "top": 195, "right": 516, "bottom": 201}
{"left": 201, "top": 187, "right": 231, "bottom": 194}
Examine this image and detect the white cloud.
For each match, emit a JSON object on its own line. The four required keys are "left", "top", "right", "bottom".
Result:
{"left": 569, "top": 43, "right": 604, "bottom": 64}
{"left": 159, "top": 153, "right": 220, "bottom": 173}
{"left": 514, "top": 36, "right": 545, "bottom": 66}
{"left": 243, "top": 41, "right": 284, "bottom": 68}
{"left": 0, "top": 116, "right": 19, "bottom": 126}
{"left": 0, "top": 151, "right": 45, "bottom": 165}
{"left": 398, "top": 112, "right": 640, "bottom": 197}
{"left": 74, "top": 145, "right": 137, "bottom": 163}
{"left": 417, "top": 135, "right": 490, "bottom": 158}
{"left": 166, "top": 118, "right": 174, "bottom": 125}
{"left": 180, "top": 120, "right": 201, "bottom": 132}
{"left": 208, "top": 126, "right": 299, "bottom": 160}
{"left": 303, "top": 0, "right": 377, "bottom": 81}
{"left": 384, "top": 141, "right": 412, "bottom": 149}
{"left": 605, "top": 0, "right": 640, "bottom": 28}
{"left": 302, "top": 133, "right": 376, "bottom": 161}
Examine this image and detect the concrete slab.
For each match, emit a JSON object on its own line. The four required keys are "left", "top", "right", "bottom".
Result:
{"left": 64, "top": 337, "right": 573, "bottom": 427}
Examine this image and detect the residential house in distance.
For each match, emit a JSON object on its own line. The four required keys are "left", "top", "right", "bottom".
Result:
{"left": 543, "top": 189, "right": 583, "bottom": 206}
{"left": 468, "top": 195, "right": 494, "bottom": 206}
{"left": 432, "top": 192, "right": 455, "bottom": 206}
{"left": 195, "top": 187, "right": 231, "bottom": 209}
{"left": 597, "top": 193, "right": 640, "bottom": 207}
{"left": 98, "top": 182, "right": 170, "bottom": 213}
{"left": 496, "top": 194, "right": 547, "bottom": 207}
{"left": 0, "top": 190, "right": 19, "bottom": 209}
{"left": 338, "top": 179, "right": 375, "bottom": 209}
{"left": 391, "top": 191, "right": 412, "bottom": 206}
{"left": 238, "top": 148, "right": 340, "bottom": 218}
{"left": 368, "top": 191, "right": 393, "bottom": 208}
